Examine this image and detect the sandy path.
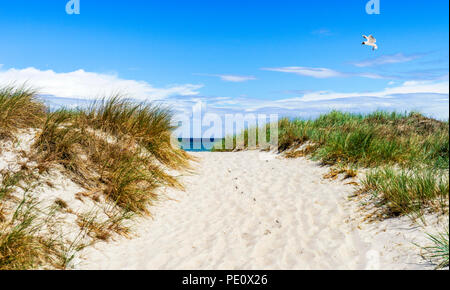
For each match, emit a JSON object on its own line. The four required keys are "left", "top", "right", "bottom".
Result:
{"left": 74, "top": 151, "right": 436, "bottom": 270}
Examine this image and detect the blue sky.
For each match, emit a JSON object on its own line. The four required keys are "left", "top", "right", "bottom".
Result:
{"left": 0, "top": 0, "right": 448, "bottom": 120}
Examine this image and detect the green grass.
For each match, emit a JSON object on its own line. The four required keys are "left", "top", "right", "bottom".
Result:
{"left": 362, "top": 168, "right": 449, "bottom": 217}
{"left": 421, "top": 229, "right": 449, "bottom": 269}
{"left": 215, "top": 110, "right": 449, "bottom": 169}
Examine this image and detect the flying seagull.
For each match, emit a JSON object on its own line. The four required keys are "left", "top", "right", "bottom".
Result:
{"left": 362, "top": 35, "right": 378, "bottom": 50}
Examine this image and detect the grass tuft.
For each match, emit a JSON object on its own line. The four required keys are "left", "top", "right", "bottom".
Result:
{"left": 362, "top": 168, "right": 449, "bottom": 217}
{"left": 0, "top": 86, "right": 46, "bottom": 139}
{"left": 420, "top": 229, "right": 449, "bottom": 269}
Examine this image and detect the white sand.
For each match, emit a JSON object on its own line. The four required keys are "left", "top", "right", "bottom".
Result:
{"left": 73, "top": 151, "right": 444, "bottom": 270}
{"left": 0, "top": 129, "right": 37, "bottom": 174}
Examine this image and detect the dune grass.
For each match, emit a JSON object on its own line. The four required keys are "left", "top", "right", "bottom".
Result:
{"left": 0, "top": 86, "right": 46, "bottom": 140}
{"left": 277, "top": 111, "right": 448, "bottom": 169}
{"left": 81, "top": 97, "right": 190, "bottom": 169}
{"left": 217, "top": 111, "right": 448, "bottom": 168}
{"left": 0, "top": 86, "right": 190, "bottom": 269}
{"left": 33, "top": 98, "right": 188, "bottom": 215}
{"left": 420, "top": 229, "right": 449, "bottom": 269}
{"left": 362, "top": 168, "right": 449, "bottom": 217}
{"left": 0, "top": 171, "right": 73, "bottom": 270}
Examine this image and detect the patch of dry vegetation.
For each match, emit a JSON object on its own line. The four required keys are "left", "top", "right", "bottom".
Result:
{"left": 0, "top": 170, "right": 76, "bottom": 270}
{"left": 33, "top": 97, "right": 190, "bottom": 214}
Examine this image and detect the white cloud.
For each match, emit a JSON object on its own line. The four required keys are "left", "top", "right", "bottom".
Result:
{"left": 352, "top": 53, "right": 424, "bottom": 67}
{"left": 0, "top": 67, "right": 203, "bottom": 100}
{"left": 262, "top": 66, "right": 385, "bottom": 79}
{"left": 196, "top": 73, "right": 256, "bottom": 82}
{"left": 218, "top": 75, "right": 256, "bottom": 82}
{"left": 289, "top": 79, "right": 449, "bottom": 102}
{"left": 262, "top": 67, "right": 345, "bottom": 78}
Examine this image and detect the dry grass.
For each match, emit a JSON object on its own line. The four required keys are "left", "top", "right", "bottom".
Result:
{"left": 33, "top": 98, "right": 189, "bottom": 215}
{"left": 323, "top": 167, "right": 358, "bottom": 181}
{"left": 284, "top": 144, "right": 318, "bottom": 159}
{"left": 0, "top": 86, "right": 46, "bottom": 140}
{"left": 0, "top": 172, "right": 74, "bottom": 270}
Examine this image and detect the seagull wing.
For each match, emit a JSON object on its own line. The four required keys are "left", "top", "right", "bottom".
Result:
{"left": 362, "top": 35, "right": 368, "bottom": 40}
{"left": 368, "top": 35, "right": 376, "bottom": 43}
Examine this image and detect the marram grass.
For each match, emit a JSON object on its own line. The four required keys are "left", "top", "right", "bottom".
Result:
{"left": 33, "top": 98, "right": 188, "bottom": 214}
{"left": 217, "top": 110, "right": 449, "bottom": 169}
{"left": 0, "top": 86, "right": 190, "bottom": 269}
{"left": 362, "top": 167, "right": 449, "bottom": 217}
{"left": 0, "top": 86, "right": 46, "bottom": 139}
{"left": 420, "top": 229, "right": 449, "bottom": 269}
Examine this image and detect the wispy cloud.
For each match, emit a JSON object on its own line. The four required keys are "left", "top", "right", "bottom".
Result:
{"left": 312, "top": 28, "right": 332, "bottom": 36}
{"left": 0, "top": 67, "right": 203, "bottom": 100}
{"left": 352, "top": 53, "right": 425, "bottom": 67}
{"left": 262, "top": 67, "right": 344, "bottom": 78}
{"left": 287, "top": 79, "right": 449, "bottom": 102}
{"left": 261, "top": 66, "right": 385, "bottom": 79}
{"left": 195, "top": 73, "right": 257, "bottom": 82}
{"left": 224, "top": 79, "right": 449, "bottom": 120}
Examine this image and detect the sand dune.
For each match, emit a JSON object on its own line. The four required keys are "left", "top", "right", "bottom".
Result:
{"left": 74, "top": 151, "right": 439, "bottom": 270}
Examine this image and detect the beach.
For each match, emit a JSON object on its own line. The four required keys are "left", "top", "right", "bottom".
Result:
{"left": 74, "top": 151, "right": 440, "bottom": 270}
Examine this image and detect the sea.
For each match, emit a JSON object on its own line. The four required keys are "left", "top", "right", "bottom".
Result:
{"left": 177, "top": 138, "right": 223, "bottom": 152}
